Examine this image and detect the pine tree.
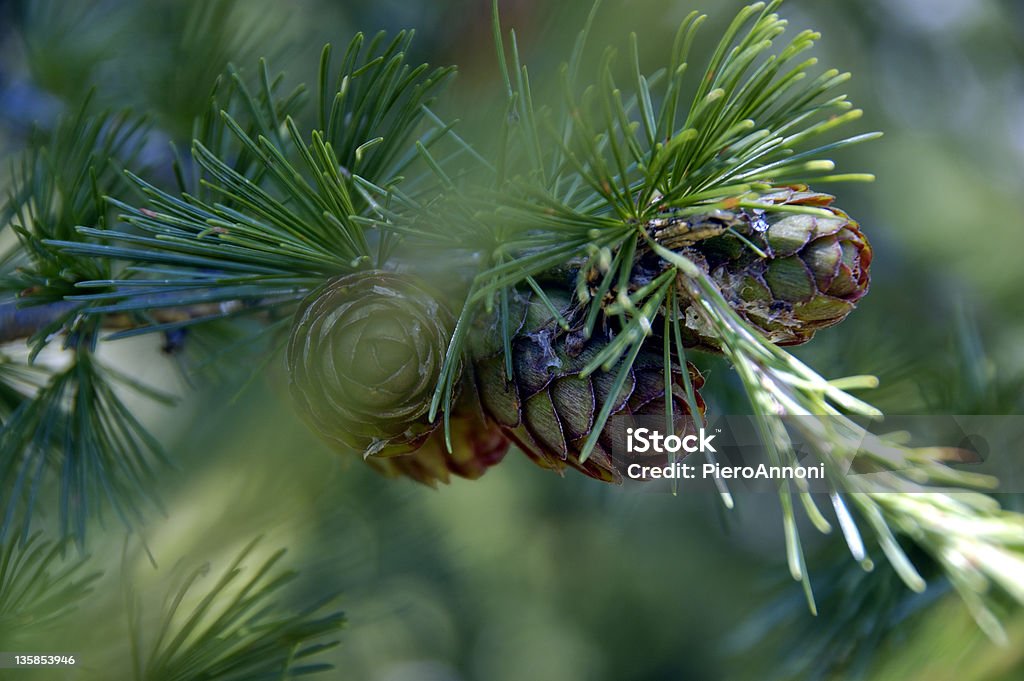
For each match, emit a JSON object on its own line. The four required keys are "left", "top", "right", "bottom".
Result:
{"left": 2, "top": 0, "right": 1023, "bottom": 677}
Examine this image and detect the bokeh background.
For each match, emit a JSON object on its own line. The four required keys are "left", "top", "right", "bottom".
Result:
{"left": 1, "top": 0, "right": 1023, "bottom": 679}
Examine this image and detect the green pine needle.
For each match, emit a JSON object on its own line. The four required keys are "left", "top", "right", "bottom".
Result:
{"left": 0, "top": 533, "right": 101, "bottom": 645}
{"left": 0, "top": 349, "right": 173, "bottom": 545}
{"left": 128, "top": 537, "right": 344, "bottom": 681}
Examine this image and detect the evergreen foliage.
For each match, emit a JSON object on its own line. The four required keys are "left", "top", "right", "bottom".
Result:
{"left": 0, "top": 0, "right": 1022, "bottom": 676}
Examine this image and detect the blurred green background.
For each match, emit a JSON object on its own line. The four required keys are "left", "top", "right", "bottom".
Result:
{"left": 2, "top": 0, "right": 1023, "bottom": 679}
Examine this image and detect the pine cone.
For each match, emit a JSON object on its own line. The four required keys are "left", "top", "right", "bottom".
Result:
{"left": 471, "top": 287, "right": 706, "bottom": 483}
{"left": 657, "top": 186, "right": 872, "bottom": 348}
{"left": 287, "top": 270, "right": 456, "bottom": 457}
{"left": 288, "top": 271, "right": 705, "bottom": 486}
{"left": 287, "top": 270, "right": 511, "bottom": 484}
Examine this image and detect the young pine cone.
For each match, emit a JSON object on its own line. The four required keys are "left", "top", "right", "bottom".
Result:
{"left": 287, "top": 270, "right": 512, "bottom": 485}
{"left": 470, "top": 287, "right": 706, "bottom": 483}
{"left": 653, "top": 186, "right": 872, "bottom": 348}
{"left": 287, "top": 272, "right": 439, "bottom": 449}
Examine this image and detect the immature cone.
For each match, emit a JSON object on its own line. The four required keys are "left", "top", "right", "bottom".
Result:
{"left": 471, "top": 288, "right": 706, "bottom": 483}
{"left": 666, "top": 186, "right": 872, "bottom": 348}
{"left": 287, "top": 270, "right": 456, "bottom": 458}
{"left": 287, "top": 270, "right": 511, "bottom": 484}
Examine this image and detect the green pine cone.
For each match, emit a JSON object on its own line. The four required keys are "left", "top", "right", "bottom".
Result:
{"left": 471, "top": 287, "right": 706, "bottom": 483}
{"left": 656, "top": 186, "right": 872, "bottom": 348}
{"left": 288, "top": 269, "right": 511, "bottom": 485}
{"left": 287, "top": 270, "right": 457, "bottom": 458}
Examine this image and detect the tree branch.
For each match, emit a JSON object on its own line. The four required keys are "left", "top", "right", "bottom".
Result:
{"left": 0, "top": 298, "right": 248, "bottom": 345}
{"left": 0, "top": 300, "right": 79, "bottom": 344}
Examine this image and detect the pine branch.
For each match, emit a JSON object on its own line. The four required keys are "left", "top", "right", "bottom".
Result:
{"left": 403, "top": 0, "right": 1024, "bottom": 632}
{"left": 3, "top": 34, "right": 461, "bottom": 542}
{"left": 0, "top": 301, "right": 79, "bottom": 346}
{"left": 414, "top": 0, "right": 878, "bottom": 441}
{"left": 49, "top": 33, "right": 458, "bottom": 337}
{"left": 0, "top": 298, "right": 261, "bottom": 346}
{"left": 128, "top": 537, "right": 343, "bottom": 681}
{"left": 0, "top": 347, "right": 174, "bottom": 545}
{"left": 2, "top": 95, "right": 151, "bottom": 351}
{"left": 0, "top": 532, "right": 101, "bottom": 646}
{"left": 728, "top": 544, "right": 947, "bottom": 681}
{"left": 0, "top": 98, "right": 183, "bottom": 544}
{"left": 2, "top": 0, "right": 1021, "bottom": 649}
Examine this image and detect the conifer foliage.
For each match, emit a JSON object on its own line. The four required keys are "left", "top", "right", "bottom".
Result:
{"left": 2, "top": 0, "right": 1023, "bottom": 674}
